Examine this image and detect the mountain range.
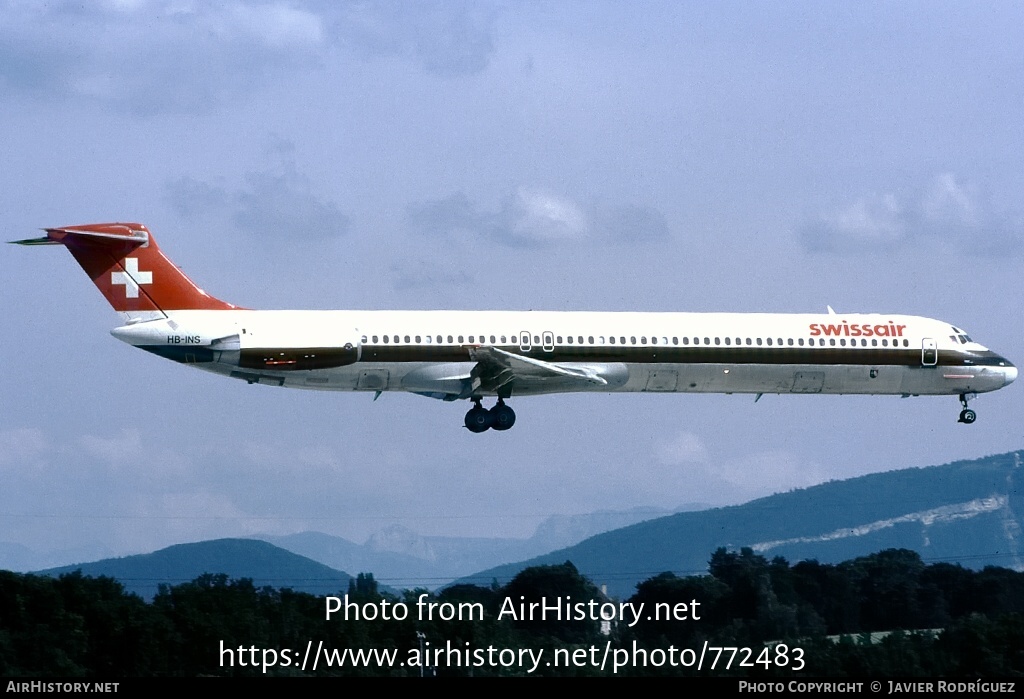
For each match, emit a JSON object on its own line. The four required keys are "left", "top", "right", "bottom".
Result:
{"left": 463, "top": 450, "right": 1024, "bottom": 597}
{"left": 25, "top": 451, "right": 1023, "bottom": 601}
{"left": 40, "top": 538, "right": 352, "bottom": 599}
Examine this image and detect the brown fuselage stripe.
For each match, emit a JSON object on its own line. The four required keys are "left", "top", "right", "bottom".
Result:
{"left": 359, "top": 345, "right": 1008, "bottom": 368}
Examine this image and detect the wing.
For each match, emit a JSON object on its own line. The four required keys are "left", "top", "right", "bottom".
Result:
{"left": 461, "top": 346, "right": 608, "bottom": 399}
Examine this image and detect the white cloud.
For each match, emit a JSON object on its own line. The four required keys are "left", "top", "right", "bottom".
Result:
{"left": 649, "top": 431, "right": 827, "bottom": 507}
{"left": 406, "top": 188, "right": 670, "bottom": 247}
{"left": 166, "top": 143, "right": 350, "bottom": 240}
{"left": 507, "top": 187, "right": 589, "bottom": 243}
{"left": 654, "top": 431, "right": 709, "bottom": 466}
{"left": 714, "top": 450, "right": 826, "bottom": 499}
{"left": 227, "top": 3, "right": 325, "bottom": 48}
{"left": 0, "top": 2, "right": 324, "bottom": 114}
{"left": 921, "top": 172, "right": 978, "bottom": 228}
{"left": 339, "top": 1, "right": 497, "bottom": 76}
{"left": 0, "top": 1, "right": 495, "bottom": 114}
{"left": 799, "top": 173, "right": 1022, "bottom": 254}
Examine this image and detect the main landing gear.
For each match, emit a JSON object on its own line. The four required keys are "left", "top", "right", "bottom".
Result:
{"left": 464, "top": 398, "right": 516, "bottom": 433}
{"left": 958, "top": 393, "right": 977, "bottom": 425}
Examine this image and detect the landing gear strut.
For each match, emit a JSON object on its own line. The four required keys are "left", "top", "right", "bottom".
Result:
{"left": 464, "top": 398, "right": 516, "bottom": 433}
{"left": 958, "top": 393, "right": 977, "bottom": 425}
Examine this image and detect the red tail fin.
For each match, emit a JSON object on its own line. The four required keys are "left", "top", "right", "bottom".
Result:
{"left": 27, "top": 223, "right": 238, "bottom": 313}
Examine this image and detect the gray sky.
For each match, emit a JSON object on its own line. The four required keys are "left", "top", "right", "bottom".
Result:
{"left": 2, "top": 1, "right": 1022, "bottom": 565}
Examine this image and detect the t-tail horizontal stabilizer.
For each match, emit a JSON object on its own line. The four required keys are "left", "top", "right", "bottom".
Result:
{"left": 11, "top": 223, "right": 239, "bottom": 316}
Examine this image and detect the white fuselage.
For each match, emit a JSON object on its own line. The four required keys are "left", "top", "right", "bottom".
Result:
{"left": 111, "top": 310, "right": 1017, "bottom": 400}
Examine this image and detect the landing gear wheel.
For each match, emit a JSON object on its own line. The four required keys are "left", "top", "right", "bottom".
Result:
{"left": 465, "top": 402, "right": 493, "bottom": 433}
{"left": 490, "top": 400, "right": 516, "bottom": 431}
{"left": 957, "top": 393, "right": 977, "bottom": 424}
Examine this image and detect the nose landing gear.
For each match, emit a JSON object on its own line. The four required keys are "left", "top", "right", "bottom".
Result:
{"left": 958, "top": 393, "right": 977, "bottom": 424}
{"left": 464, "top": 398, "right": 516, "bottom": 433}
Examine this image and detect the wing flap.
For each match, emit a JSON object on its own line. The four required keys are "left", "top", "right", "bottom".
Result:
{"left": 467, "top": 346, "right": 608, "bottom": 397}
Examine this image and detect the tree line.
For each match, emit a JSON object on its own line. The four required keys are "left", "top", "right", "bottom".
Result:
{"left": 1, "top": 548, "right": 1021, "bottom": 676}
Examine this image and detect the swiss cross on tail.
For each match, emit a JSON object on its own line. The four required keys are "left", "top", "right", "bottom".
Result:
{"left": 9, "top": 223, "right": 239, "bottom": 314}
{"left": 111, "top": 258, "right": 153, "bottom": 299}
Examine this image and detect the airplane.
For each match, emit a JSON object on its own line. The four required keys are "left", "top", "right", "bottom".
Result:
{"left": 13, "top": 222, "right": 1017, "bottom": 432}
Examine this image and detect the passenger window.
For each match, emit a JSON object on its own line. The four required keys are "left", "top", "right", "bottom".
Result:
{"left": 415, "top": 335, "right": 421, "bottom": 343}
{"left": 372, "top": 335, "right": 378, "bottom": 343}
{"left": 383, "top": 335, "right": 389, "bottom": 344}
{"left": 767, "top": 338, "right": 773, "bottom": 346}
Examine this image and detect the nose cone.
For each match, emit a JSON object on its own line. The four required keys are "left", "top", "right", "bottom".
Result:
{"left": 1004, "top": 363, "right": 1018, "bottom": 386}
